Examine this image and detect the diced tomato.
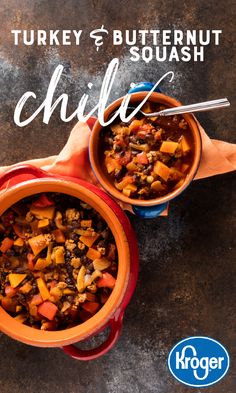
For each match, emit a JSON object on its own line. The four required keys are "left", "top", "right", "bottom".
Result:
{"left": 5, "top": 285, "right": 18, "bottom": 298}
{"left": 0, "top": 237, "right": 14, "bottom": 253}
{"left": 137, "top": 152, "right": 149, "bottom": 165}
{"left": 139, "top": 124, "right": 153, "bottom": 132}
{"left": 32, "top": 194, "right": 54, "bottom": 208}
{"left": 38, "top": 301, "right": 58, "bottom": 320}
{"left": 97, "top": 273, "right": 116, "bottom": 289}
{"left": 82, "top": 302, "right": 100, "bottom": 315}
{"left": 117, "top": 151, "right": 132, "bottom": 166}
{"left": 27, "top": 253, "right": 35, "bottom": 270}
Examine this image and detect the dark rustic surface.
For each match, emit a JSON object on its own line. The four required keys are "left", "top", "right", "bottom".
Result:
{"left": 0, "top": 0, "right": 235, "bottom": 392}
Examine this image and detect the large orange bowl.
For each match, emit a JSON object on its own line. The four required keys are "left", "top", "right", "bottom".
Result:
{"left": 0, "top": 165, "right": 139, "bottom": 360}
{"left": 89, "top": 90, "right": 202, "bottom": 215}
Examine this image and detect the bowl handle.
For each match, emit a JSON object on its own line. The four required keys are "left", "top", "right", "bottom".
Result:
{"left": 0, "top": 164, "right": 51, "bottom": 189}
{"left": 61, "top": 309, "right": 124, "bottom": 361}
{"left": 128, "top": 81, "right": 161, "bottom": 94}
{"left": 132, "top": 203, "right": 168, "bottom": 218}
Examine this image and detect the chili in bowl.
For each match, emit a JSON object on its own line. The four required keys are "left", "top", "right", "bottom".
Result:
{"left": 0, "top": 192, "right": 118, "bottom": 331}
{"left": 89, "top": 92, "right": 202, "bottom": 209}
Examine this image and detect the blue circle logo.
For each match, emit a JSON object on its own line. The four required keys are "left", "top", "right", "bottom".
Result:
{"left": 168, "top": 336, "right": 230, "bottom": 387}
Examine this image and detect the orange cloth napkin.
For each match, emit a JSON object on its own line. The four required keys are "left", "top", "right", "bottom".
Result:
{"left": 0, "top": 118, "right": 235, "bottom": 213}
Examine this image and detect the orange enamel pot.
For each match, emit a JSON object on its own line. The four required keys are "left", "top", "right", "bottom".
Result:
{"left": 89, "top": 84, "right": 202, "bottom": 218}
{"left": 0, "top": 165, "right": 139, "bottom": 360}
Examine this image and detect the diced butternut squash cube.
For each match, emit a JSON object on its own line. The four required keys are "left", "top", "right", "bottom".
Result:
{"left": 79, "top": 234, "right": 99, "bottom": 247}
{"left": 151, "top": 180, "right": 165, "bottom": 192}
{"left": 77, "top": 265, "right": 86, "bottom": 293}
{"left": 30, "top": 205, "right": 55, "bottom": 220}
{"left": 52, "top": 229, "right": 65, "bottom": 243}
{"left": 105, "top": 156, "right": 121, "bottom": 174}
{"left": 9, "top": 274, "right": 27, "bottom": 288}
{"left": 14, "top": 237, "right": 24, "bottom": 247}
{"left": 122, "top": 188, "right": 131, "bottom": 197}
{"left": 93, "top": 258, "right": 111, "bottom": 271}
{"left": 38, "top": 219, "right": 49, "bottom": 228}
{"left": 160, "top": 141, "right": 179, "bottom": 154}
{"left": 54, "top": 247, "right": 65, "bottom": 264}
{"left": 125, "top": 183, "right": 137, "bottom": 192}
{"left": 37, "top": 278, "right": 50, "bottom": 300}
{"left": 180, "top": 136, "right": 191, "bottom": 154}
{"left": 126, "top": 161, "right": 138, "bottom": 172}
{"left": 153, "top": 161, "right": 170, "bottom": 182}
{"left": 19, "top": 282, "right": 33, "bottom": 294}
{"left": 115, "top": 176, "right": 134, "bottom": 191}
{"left": 34, "top": 258, "right": 51, "bottom": 270}
{"left": 80, "top": 220, "right": 92, "bottom": 228}
{"left": 28, "top": 234, "right": 47, "bottom": 256}
{"left": 86, "top": 248, "right": 101, "bottom": 260}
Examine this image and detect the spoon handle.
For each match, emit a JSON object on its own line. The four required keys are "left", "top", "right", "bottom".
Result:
{"left": 147, "top": 98, "right": 230, "bottom": 117}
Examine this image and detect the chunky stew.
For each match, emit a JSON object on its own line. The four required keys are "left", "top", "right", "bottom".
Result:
{"left": 0, "top": 193, "right": 118, "bottom": 330}
{"left": 101, "top": 102, "right": 194, "bottom": 199}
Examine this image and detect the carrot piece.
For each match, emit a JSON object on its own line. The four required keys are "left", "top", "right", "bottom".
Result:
{"left": 82, "top": 302, "right": 100, "bottom": 314}
{"left": 5, "top": 285, "right": 18, "bottom": 298}
{"left": 160, "top": 141, "right": 179, "bottom": 154}
{"left": 0, "top": 237, "right": 14, "bottom": 253}
{"left": 30, "top": 294, "right": 43, "bottom": 306}
{"left": 32, "top": 194, "right": 54, "bottom": 207}
{"left": 28, "top": 234, "right": 47, "bottom": 256}
{"left": 86, "top": 248, "right": 101, "bottom": 260}
{"left": 38, "top": 301, "right": 58, "bottom": 320}
{"left": 52, "top": 229, "right": 65, "bottom": 243}
{"left": 97, "top": 272, "right": 116, "bottom": 289}
{"left": 137, "top": 152, "right": 149, "bottom": 165}
{"left": 153, "top": 161, "right": 170, "bottom": 182}
{"left": 27, "top": 253, "right": 35, "bottom": 270}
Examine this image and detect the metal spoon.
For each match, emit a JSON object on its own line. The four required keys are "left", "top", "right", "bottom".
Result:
{"left": 124, "top": 98, "right": 230, "bottom": 118}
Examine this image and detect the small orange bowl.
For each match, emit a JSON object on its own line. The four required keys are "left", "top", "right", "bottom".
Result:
{"left": 89, "top": 91, "right": 202, "bottom": 208}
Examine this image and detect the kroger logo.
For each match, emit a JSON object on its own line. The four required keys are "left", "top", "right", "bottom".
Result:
{"left": 168, "top": 336, "right": 230, "bottom": 387}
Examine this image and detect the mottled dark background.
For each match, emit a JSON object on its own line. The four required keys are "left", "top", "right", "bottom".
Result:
{"left": 0, "top": 0, "right": 235, "bottom": 392}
